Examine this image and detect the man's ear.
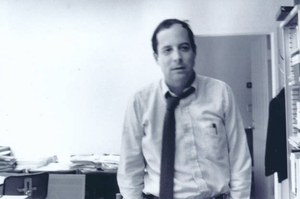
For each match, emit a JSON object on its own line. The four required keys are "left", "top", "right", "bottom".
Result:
{"left": 153, "top": 52, "right": 159, "bottom": 64}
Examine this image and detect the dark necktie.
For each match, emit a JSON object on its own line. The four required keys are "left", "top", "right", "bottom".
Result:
{"left": 159, "top": 87, "right": 195, "bottom": 199}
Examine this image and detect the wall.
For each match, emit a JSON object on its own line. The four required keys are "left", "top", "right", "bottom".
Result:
{"left": 194, "top": 35, "right": 261, "bottom": 127}
{"left": 0, "top": 0, "right": 292, "bottom": 158}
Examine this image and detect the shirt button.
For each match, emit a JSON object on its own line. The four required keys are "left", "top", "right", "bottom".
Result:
{"left": 194, "top": 172, "right": 200, "bottom": 178}
{"left": 190, "top": 150, "right": 197, "bottom": 158}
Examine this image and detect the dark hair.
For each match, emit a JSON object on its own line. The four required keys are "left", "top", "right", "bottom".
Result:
{"left": 151, "top": 19, "right": 196, "bottom": 54}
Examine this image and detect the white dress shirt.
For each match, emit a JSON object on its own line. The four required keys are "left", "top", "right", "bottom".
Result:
{"left": 117, "top": 74, "right": 252, "bottom": 199}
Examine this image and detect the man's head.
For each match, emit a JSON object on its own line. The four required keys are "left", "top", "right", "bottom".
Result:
{"left": 152, "top": 19, "right": 196, "bottom": 54}
{"left": 152, "top": 19, "right": 197, "bottom": 92}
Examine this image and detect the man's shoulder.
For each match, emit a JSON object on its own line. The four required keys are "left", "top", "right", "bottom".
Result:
{"left": 131, "top": 80, "right": 161, "bottom": 100}
{"left": 196, "top": 75, "right": 229, "bottom": 89}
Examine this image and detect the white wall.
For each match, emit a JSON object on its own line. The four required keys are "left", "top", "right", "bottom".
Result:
{"left": 0, "top": 0, "right": 292, "bottom": 157}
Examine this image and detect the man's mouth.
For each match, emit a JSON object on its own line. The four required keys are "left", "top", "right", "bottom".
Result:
{"left": 172, "top": 66, "right": 185, "bottom": 70}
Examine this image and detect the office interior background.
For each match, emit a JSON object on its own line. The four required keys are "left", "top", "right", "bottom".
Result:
{"left": 0, "top": 0, "right": 295, "bottom": 199}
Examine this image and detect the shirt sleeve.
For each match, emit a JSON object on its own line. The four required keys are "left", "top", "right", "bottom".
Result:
{"left": 224, "top": 85, "right": 252, "bottom": 199}
{"left": 117, "top": 94, "right": 145, "bottom": 199}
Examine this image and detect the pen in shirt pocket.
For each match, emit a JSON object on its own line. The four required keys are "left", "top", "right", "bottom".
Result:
{"left": 212, "top": 123, "right": 217, "bottom": 135}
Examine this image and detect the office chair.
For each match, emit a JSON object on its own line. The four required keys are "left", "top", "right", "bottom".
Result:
{"left": 3, "top": 172, "right": 49, "bottom": 199}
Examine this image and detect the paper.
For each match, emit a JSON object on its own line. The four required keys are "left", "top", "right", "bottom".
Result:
{"left": 31, "top": 162, "right": 72, "bottom": 171}
{"left": 0, "top": 175, "right": 6, "bottom": 184}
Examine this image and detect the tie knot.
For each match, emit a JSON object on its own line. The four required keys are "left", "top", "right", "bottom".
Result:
{"left": 166, "top": 87, "right": 195, "bottom": 110}
{"left": 166, "top": 96, "right": 180, "bottom": 110}
{"left": 180, "top": 87, "right": 195, "bottom": 98}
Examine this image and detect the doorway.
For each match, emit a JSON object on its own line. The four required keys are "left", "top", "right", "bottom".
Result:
{"left": 194, "top": 35, "right": 273, "bottom": 199}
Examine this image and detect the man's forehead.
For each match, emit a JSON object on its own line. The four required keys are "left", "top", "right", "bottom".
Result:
{"left": 156, "top": 24, "right": 190, "bottom": 47}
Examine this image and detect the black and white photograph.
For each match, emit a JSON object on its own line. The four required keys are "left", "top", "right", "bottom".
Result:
{"left": 0, "top": 1, "right": 296, "bottom": 199}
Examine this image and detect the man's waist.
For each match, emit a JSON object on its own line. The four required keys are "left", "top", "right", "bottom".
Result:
{"left": 143, "top": 193, "right": 227, "bottom": 199}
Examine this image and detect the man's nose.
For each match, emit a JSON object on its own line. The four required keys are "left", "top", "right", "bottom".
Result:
{"left": 172, "top": 49, "right": 182, "bottom": 63}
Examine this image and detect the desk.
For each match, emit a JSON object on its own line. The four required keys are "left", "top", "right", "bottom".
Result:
{"left": 0, "top": 174, "right": 85, "bottom": 199}
{"left": 0, "top": 165, "right": 119, "bottom": 199}
{"left": 80, "top": 170, "right": 119, "bottom": 199}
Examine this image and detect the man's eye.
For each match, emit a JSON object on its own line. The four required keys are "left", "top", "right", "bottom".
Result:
{"left": 163, "top": 48, "right": 172, "bottom": 53}
{"left": 180, "top": 46, "right": 190, "bottom": 51}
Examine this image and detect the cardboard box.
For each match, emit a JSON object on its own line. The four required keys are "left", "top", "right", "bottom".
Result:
{"left": 46, "top": 174, "right": 85, "bottom": 199}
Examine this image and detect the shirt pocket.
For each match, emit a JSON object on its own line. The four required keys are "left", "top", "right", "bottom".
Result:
{"left": 203, "top": 124, "right": 227, "bottom": 160}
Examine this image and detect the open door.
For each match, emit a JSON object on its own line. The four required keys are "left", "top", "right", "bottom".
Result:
{"left": 251, "top": 35, "right": 274, "bottom": 199}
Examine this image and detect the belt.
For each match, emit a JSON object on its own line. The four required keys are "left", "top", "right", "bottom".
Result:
{"left": 212, "top": 194, "right": 226, "bottom": 199}
{"left": 144, "top": 193, "right": 226, "bottom": 199}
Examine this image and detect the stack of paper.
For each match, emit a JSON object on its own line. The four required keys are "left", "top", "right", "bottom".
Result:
{"left": 0, "top": 146, "right": 17, "bottom": 171}
{"left": 70, "top": 154, "right": 103, "bottom": 171}
{"left": 70, "top": 154, "right": 120, "bottom": 171}
{"left": 15, "top": 155, "right": 57, "bottom": 171}
{"left": 98, "top": 154, "right": 120, "bottom": 171}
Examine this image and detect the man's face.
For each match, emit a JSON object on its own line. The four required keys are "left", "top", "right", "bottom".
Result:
{"left": 154, "top": 24, "right": 196, "bottom": 88}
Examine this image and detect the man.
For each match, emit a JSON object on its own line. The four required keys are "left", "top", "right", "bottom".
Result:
{"left": 117, "top": 19, "right": 252, "bottom": 199}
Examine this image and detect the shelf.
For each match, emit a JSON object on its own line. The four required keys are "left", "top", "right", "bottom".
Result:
{"left": 291, "top": 62, "right": 300, "bottom": 67}
{"left": 291, "top": 84, "right": 300, "bottom": 89}
{"left": 281, "top": 5, "right": 300, "bottom": 199}
{"left": 294, "top": 125, "right": 300, "bottom": 129}
{"left": 289, "top": 136, "right": 300, "bottom": 148}
{"left": 291, "top": 48, "right": 300, "bottom": 57}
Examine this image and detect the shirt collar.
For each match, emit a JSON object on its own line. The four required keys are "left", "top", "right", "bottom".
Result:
{"left": 161, "top": 74, "right": 198, "bottom": 98}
